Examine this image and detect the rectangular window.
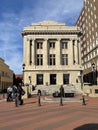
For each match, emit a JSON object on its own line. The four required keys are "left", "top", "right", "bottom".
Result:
{"left": 50, "top": 74, "right": 56, "bottom": 85}
{"left": 37, "top": 42, "right": 43, "bottom": 49}
{"left": 62, "top": 54, "right": 68, "bottom": 65}
{"left": 63, "top": 74, "right": 69, "bottom": 84}
{"left": 36, "top": 54, "right": 43, "bottom": 65}
{"left": 61, "top": 42, "right": 68, "bottom": 49}
{"left": 37, "top": 74, "right": 43, "bottom": 85}
{"left": 49, "top": 42, "right": 55, "bottom": 49}
{"left": 49, "top": 54, "right": 55, "bottom": 65}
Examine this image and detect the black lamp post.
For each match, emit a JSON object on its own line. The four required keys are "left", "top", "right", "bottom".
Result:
{"left": 22, "top": 63, "right": 25, "bottom": 86}
{"left": 80, "top": 70, "right": 83, "bottom": 90}
{"left": 92, "top": 63, "right": 96, "bottom": 85}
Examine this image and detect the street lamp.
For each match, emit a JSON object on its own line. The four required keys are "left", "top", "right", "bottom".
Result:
{"left": 92, "top": 63, "right": 96, "bottom": 85}
{"left": 22, "top": 63, "right": 25, "bottom": 86}
{"left": 80, "top": 70, "right": 83, "bottom": 90}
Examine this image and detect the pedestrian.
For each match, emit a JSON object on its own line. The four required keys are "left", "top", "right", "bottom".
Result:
{"left": 17, "top": 83, "right": 24, "bottom": 105}
{"left": 13, "top": 84, "right": 24, "bottom": 107}
{"left": 82, "top": 95, "right": 86, "bottom": 105}
{"left": 60, "top": 85, "right": 65, "bottom": 97}
{"left": 7, "top": 86, "right": 13, "bottom": 102}
{"left": 59, "top": 85, "right": 64, "bottom": 106}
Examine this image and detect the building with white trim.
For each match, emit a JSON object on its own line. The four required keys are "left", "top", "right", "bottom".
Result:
{"left": 22, "top": 21, "right": 82, "bottom": 88}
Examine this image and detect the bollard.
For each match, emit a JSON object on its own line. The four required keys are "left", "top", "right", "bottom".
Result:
{"left": 60, "top": 96, "right": 63, "bottom": 106}
{"left": 38, "top": 89, "right": 41, "bottom": 106}
{"left": 15, "top": 93, "right": 19, "bottom": 107}
{"left": 38, "top": 93, "right": 41, "bottom": 106}
{"left": 82, "top": 95, "right": 86, "bottom": 105}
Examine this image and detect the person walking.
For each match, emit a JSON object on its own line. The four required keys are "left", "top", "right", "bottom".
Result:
{"left": 13, "top": 84, "right": 24, "bottom": 107}
{"left": 59, "top": 85, "right": 64, "bottom": 106}
{"left": 7, "top": 86, "right": 13, "bottom": 102}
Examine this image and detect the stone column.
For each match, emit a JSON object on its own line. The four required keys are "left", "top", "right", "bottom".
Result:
{"left": 56, "top": 39, "right": 61, "bottom": 66}
{"left": 77, "top": 39, "right": 80, "bottom": 64}
{"left": 23, "top": 36, "right": 27, "bottom": 65}
{"left": 32, "top": 39, "right": 35, "bottom": 66}
{"left": 72, "top": 39, "right": 75, "bottom": 64}
{"left": 72, "top": 39, "right": 78, "bottom": 64}
{"left": 27, "top": 38, "right": 30, "bottom": 66}
{"left": 77, "top": 38, "right": 81, "bottom": 65}
{"left": 68, "top": 39, "right": 73, "bottom": 65}
{"left": 43, "top": 39, "right": 48, "bottom": 66}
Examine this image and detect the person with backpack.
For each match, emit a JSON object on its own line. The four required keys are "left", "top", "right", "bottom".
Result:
{"left": 12, "top": 84, "right": 25, "bottom": 107}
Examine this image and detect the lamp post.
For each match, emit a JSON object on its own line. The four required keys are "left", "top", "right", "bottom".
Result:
{"left": 80, "top": 70, "right": 83, "bottom": 90}
{"left": 22, "top": 63, "right": 25, "bottom": 86}
{"left": 92, "top": 63, "right": 96, "bottom": 85}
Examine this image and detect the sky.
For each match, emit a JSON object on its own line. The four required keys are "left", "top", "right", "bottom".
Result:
{"left": 0, "top": 0, "right": 83, "bottom": 74}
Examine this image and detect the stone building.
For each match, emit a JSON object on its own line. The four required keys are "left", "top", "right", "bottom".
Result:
{"left": 76, "top": 0, "right": 98, "bottom": 85}
{"left": 22, "top": 21, "right": 82, "bottom": 88}
{"left": 0, "top": 58, "right": 13, "bottom": 91}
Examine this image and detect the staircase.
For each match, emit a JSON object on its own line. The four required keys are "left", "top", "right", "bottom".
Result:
{"left": 31, "top": 84, "right": 83, "bottom": 95}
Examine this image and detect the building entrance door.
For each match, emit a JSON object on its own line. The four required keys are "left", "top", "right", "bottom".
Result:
{"left": 50, "top": 74, "right": 56, "bottom": 85}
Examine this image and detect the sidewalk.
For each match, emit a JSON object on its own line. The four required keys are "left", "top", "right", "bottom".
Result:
{"left": 0, "top": 94, "right": 6, "bottom": 102}
{"left": 0, "top": 95, "right": 98, "bottom": 130}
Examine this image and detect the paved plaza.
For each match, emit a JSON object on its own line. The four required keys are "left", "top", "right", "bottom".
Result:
{"left": 0, "top": 94, "right": 98, "bottom": 130}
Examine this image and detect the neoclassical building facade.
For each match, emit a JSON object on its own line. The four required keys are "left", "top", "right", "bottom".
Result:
{"left": 22, "top": 21, "right": 82, "bottom": 87}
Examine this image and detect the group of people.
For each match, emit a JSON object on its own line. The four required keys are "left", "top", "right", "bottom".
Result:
{"left": 7, "top": 83, "right": 25, "bottom": 106}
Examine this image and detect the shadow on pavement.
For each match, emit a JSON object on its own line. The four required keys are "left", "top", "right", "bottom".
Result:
{"left": 73, "top": 123, "right": 98, "bottom": 130}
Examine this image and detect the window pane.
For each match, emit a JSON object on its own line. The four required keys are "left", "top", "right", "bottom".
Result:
{"left": 63, "top": 74, "right": 69, "bottom": 84}
{"left": 61, "top": 42, "right": 68, "bottom": 49}
{"left": 49, "top": 54, "right": 55, "bottom": 65}
{"left": 49, "top": 42, "right": 55, "bottom": 49}
{"left": 36, "top": 54, "right": 43, "bottom": 65}
{"left": 37, "top": 74, "right": 43, "bottom": 85}
{"left": 61, "top": 54, "right": 68, "bottom": 65}
{"left": 50, "top": 74, "right": 56, "bottom": 85}
{"left": 37, "top": 42, "right": 43, "bottom": 49}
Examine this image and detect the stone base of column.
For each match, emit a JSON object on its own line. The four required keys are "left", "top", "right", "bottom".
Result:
{"left": 22, "top": 86, "right": 29, "bottom": 99}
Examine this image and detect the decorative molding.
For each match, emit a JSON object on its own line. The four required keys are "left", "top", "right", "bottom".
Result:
{"left": 22, "top": 30, "right": 81, "bottom": 36}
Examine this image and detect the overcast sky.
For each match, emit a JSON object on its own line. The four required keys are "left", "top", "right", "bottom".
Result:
{"left": 0, "top": 0, "right": 83, "bottom": 74}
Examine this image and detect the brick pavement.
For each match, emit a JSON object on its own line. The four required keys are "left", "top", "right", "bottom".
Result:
{"left": 0, "top": 95, "right": 98, "bottom": 130}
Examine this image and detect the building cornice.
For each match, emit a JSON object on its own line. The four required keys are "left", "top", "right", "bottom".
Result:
{"left": 22, "top": 30, "right": 81, "bottom": 36}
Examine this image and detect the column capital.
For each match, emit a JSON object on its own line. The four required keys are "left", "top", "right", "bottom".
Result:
{"left": 27, "top": 38, "right": 35, "bottom": 41}
{"left": 57, "top": 38, "right": 61, "bottom": 41}
{"left": 44, "top": 38, "right": 48, "bottom": 41}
